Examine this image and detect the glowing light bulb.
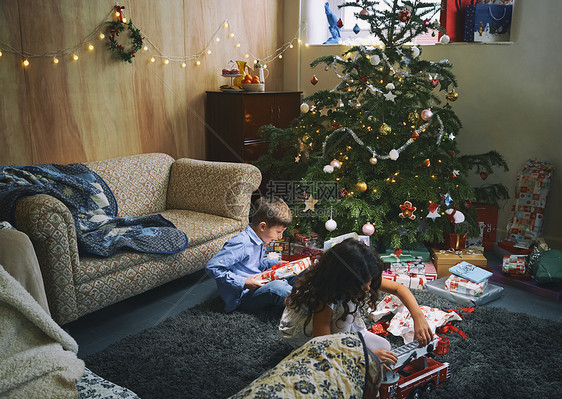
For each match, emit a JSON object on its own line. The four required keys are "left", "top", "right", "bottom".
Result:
{"left": 223, "top": 21, "right": 229, "bottom": 28}
{"left": 53, "top": 57, "right": 59, "bottom": 64}
{"left": 196, "top": 60, "right": 201, "bottom": 66}
{"left": 229, "top": 33, "right": 234, "bottom": 38}
{"left": 115, "top": 11, "right": 120, "bottom": 17}
{"left": 72, "top": 54, "right": 79, "bottom": 61}
{"left": 122, "top": 17, "right": 127, "bottom": 23}
{"left": 23, "top": 59, "right": 30, "bottom": 67}
{"left": 0, "top": 50, "right": 3, "bottom": 56}
{"left": 181, "top": 62, "right": 186, "bottom": 68}
{"left": 290, "top": 44, "right": 294, "bottom": 49}
{"left": 150, "top": 57, "right": 156, "bottom": 63}
{"left": 99, "top": 33, "right": 105, "bottom": 39}
{"left": 143, "top": 46, "right": 148, "bottom": 51}
{"left": 235, "top": 43, "right": 241, "bottom": 48}
{"left": 164, "top": 59, "right": 169, "bottom": 65}
{"left": 207, "top": 50, "right": 212, "bottom": 55}
{"left": 244, "top": 53, "right": 249, "bottom": 58}
{"left": 88, "top": 43, "right": 94, "bottom": 51}
{"left": 279, "top": 55, "right": 283, "bottom": 59}
{"left": 215, "top": 37, "right": 220, "bottom": 42}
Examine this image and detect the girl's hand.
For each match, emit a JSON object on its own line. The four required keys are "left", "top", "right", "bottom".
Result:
{"left": 412, "top": 314, "right": 433, "bottom": 347}
{"left": 372, "top": 350, "right": 398, "bottom": 371}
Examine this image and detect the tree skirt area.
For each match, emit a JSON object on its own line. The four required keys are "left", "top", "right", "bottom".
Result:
{"left": 84, "top": 291, "right": 562, "bottom": 399}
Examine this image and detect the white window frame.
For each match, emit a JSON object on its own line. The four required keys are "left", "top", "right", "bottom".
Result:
{"left": 304, "top": 0, "right": 441, "bottom": 46}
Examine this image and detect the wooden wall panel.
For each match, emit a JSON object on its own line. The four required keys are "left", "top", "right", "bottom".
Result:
{"left": 0, "top": 0, "right": 284, "bottom": 166}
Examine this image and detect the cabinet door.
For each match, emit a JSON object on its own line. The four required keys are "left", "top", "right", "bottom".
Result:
{"left": 273, "top": 93, "right": 301, "bottom": 128}
{"left": 242, "top": 94, "right": 276, "bottom": 140}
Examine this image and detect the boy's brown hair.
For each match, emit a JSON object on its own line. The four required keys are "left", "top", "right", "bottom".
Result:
{"left": 251, "top": 196, "right": 292, "bottom": 227}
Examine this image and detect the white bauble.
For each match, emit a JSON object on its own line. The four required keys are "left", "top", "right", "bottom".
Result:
{"left": 389, "top": 149, "right": 399, "bottom": 160}
{"left": 370, "top": 55, "right": 381, "bottom": 66}
{"left": 362, "top": 222, "right": 375, "bottom": 236}
{"left": 445, "top": 208, "right": 465, "bottom": 223}
{"left": 330, "top": 159, "right": 342, "bottom": 169}
{"left": 385, "top": 83, "right": 395, "bottom": 90}
{"left": 440, "top": 35, "right": 450, "bottom": 44}
{"left": 412, "top": 46, "right": 420, "bottom": 57}
{"left": 323, "top": 164, "right": 334, "bottom": 173}
{"left": 300, "top": 103, "right": 310, "bottom": 113}
{"left": 325, "top": 218, "right": 337, "bottom": 231}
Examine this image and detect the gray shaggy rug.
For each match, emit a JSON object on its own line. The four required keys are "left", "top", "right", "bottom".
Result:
{"left": 84, "top": 290, "right": 562, "bottom": 399}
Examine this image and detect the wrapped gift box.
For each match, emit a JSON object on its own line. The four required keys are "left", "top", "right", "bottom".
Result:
{"left": 445, "top": 275, "right": 488, "bottom": 297}
{"left": 382, "top": 269, "right": 396, "bottom": 281}
{"left": 395, "top": 273, "right": 427, "bottom": 290}
{"left": 502, "top": 254, "right": 527, "bottom": 274}
{"left": 425, "top": 277, "right": 503, "bottom": 306}
{"left": 380, "top": 247, "right": 431, "bottom": 263}
{"left": 258, "top": 257, "right": 311, "bottom": 283}
{"left": 431, "top": 248, "right": 488, "bottom": 278}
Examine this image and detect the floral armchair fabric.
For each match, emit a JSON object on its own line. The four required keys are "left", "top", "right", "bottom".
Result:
{"left": 13, "top": 153, "right": 261, "bottom": 325}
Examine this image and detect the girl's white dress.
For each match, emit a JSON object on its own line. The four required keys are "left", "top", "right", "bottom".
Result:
{"left": 279, "top": 300, "right": 391, "bottom": 352}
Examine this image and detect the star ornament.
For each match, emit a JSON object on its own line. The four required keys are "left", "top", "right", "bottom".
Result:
{"left": 303, "top": 194, "right": 318, "bottom": 212}
{"left": 426, "top": 203, "right": 441, "bottom": 220}
{"left": 383, "top": 91, "right": 397, "bottom": 102}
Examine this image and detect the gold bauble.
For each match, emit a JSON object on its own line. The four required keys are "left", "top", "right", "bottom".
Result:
{"left": 369, "top": 156, "right": 378, "bottom": 165}
{"left": 356, "top": 181, "right": 368, "bottom": 193}
{"left": 301, "top": 134, "right": 312, "bottom": 144}
{"left": 408, "top": 112, "right": 420, "bottom": 124}
{"left": 446, "top": 90, "right": 459, "bottom": 101}
{"left": 379, "top": 123, "right": 392, "bottom": 135}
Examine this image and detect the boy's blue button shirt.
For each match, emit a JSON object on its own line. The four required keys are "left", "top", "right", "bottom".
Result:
{"left": 206, "top": 224, "right": 278, "bottom": 312}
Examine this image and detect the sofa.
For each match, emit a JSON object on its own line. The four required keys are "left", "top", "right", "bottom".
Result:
{"left": 11, "top": 153, "right": 261, "bottom": 325}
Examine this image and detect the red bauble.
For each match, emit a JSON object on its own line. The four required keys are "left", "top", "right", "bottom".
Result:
{"left": 394, "top": 248, "right": 403, "bottom": 257}
{"left": 339, "top": 189, "right": 348, "bottom": 199}
{"left": 430, "top": 79, "right": 439, "bottom": 88}
{"left": 337, "top": 18, "right": 344, "bottom": 28}
{"left": 480, "top": 172, "right": 489, "bottom": 180}
{"left": 398, "top": 10, "right": 411, "bottom": 23}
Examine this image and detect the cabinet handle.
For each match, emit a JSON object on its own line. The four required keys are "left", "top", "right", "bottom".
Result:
{"left": 270, "top": 106, "right": 274, "bottom": 121}
{"left": 277, "top": 106, "right": 281, "bottom": 121}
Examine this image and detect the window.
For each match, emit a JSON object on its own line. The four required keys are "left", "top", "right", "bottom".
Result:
{"left": 304, "top": 0, "right": 442, "bottom": 46}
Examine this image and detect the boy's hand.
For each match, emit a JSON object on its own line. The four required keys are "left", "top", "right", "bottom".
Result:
{"left": 244, "top": 274, "right": 266, "bottom": 291}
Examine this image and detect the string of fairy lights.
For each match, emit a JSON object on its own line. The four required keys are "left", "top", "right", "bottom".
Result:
{"left": 0, "top": 5, "right": 304, "bottom": 69}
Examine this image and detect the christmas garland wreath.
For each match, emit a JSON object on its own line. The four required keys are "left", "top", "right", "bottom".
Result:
{"left": 106, "top": 10, "right": 143, "bottom": 63}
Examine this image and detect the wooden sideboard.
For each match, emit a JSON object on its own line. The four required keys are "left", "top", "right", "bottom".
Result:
{"left": 205, "top": 91, "right": 302, "bottom": 163}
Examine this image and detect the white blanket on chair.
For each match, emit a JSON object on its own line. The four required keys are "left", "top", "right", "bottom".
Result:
{"left": 0, "top": 265, "right": 84, "bottom": 398}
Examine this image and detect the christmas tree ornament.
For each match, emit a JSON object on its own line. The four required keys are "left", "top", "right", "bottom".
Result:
{"left": 398, "top": 9, "right": 411, "bottom": 23}
{"left": 394, "top": 248, "right": 403, "bottom": 257}
{"left": 323, "top": 164, "right": 334, "bottom": 173}
{"left": 379, "top": 123, "right": 392, "bottom": 135}
{"left": 446, "top": 90, "right": 459, "bottom": 101}
{"left": 325, "top": 218, "right": 337, "bottom": 232}
{"left": 339, "top": 189, "right": 348, "bottom": 199}
{"left": 421, "top": 158, "right": 431, "bottom": 167}
{"left": 480, "top": 171, "right": 488, "bottom": 180}
{"left": 360, "top": 8, "right": 369, "bottom": 16}
{"left": 330, "top": 159, "right": 342, "bottom": 169}
{"left": 451, "top": 169, "right": 459, "bottom": 178}
{"left": 420, "top": 108, "right": 433, "bottom": 121}
{"left": 332, "top": 122, "right": 341, "bottom": 130}
{"left": 356, "top": 181, "right": 368, "bottom": 193}
{"left": 353, "top": 101, "right": 362, "bottom": 109}
{"left": 370, "top": 55, "right": 381, "bottom": 66}
{"left": 408, "top": 112, "right": 420, "bottom": 123}
{"left": 385, "top": 82, "right": 395, "bottom": 90}
{"left": 383, "top": 91, "right": 397, "bottom": 101}
{"left": 300, "top": 103, "right": 310, "bottom": 113}
{"left": 399, "top": 201, "right": 417, "bottom": 220}
{"left": 369, "top": 156, "right": 378, "bottom": 165}
{"left": 441, "top": 193, "right": 453, "bottom": 206}
{"left": 302, "top": 134, "right": 312, "bottom": 144}
{"left": 353, "top": 24, "right": 361, "bottom": 34}
{"left": 411, "top": 131, "right": 420, "bottom": 140}
{"left": 389, "top": 149, "right": 399, "bottom": 160}
{"left": 424, "top": 18, "right": 431, "bottom": 26}
{"left": 440, "top": 35, "right": 450, "bottom": 44}
{"left": 310, "top": 75, "right": 319, "bottom": 85}
{"left": 426, "top": 203, "right": 441, "bottom": 220}
{"left": 412, "top": 46, "right": 420, "bottom": 58}
{"left": 303, "top": 195, "right": 318, "bottom": 212}
{"left": 362, "top": 222, "right": 375, "bottom": 236}
{"left": 446, "top": 208, "right": 465, "bottom": 224}
{"left": 449, "top": 133, "right": 456, "bottom": 140}
{"left": 337, "top": 18, "right": 344, "bottom": 29}
{"left": 360, "top": 75, "right": 368, "bottom": 83}
{"left": 430, "top": 78, "right": 439, "bottom": 88}
{"left": 464, "top": 200, "right": 472, "bottom": 208}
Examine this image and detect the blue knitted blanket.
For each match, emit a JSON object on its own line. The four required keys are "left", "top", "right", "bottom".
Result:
{"left": 0, "top": 163, "right": 188, "bottom": 257}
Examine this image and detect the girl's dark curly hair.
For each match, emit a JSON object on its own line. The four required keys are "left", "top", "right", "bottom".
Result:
{"left": 285, "top": 238, "right": 383, "bottom": 332}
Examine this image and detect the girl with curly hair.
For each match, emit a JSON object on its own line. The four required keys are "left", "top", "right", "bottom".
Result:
{"left": 279, "top": 238, "right": 433, "bottom": 367}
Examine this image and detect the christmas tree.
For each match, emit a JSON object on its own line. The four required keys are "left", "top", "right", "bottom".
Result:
{"left": 255, "top": 0, "right": 508, "bottom": 251}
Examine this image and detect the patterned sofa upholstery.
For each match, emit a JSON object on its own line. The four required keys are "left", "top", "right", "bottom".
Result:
{"left": 12, "top": 153, "right": 261, "bottom": 325}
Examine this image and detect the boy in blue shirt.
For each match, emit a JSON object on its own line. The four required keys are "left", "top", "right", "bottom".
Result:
{"left": 206, "top": 197, "right": 293, "bottom": 313}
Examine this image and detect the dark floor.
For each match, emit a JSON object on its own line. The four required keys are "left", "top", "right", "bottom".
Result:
{"left": 66, "top": 254, "right": 562, "bottom": 359}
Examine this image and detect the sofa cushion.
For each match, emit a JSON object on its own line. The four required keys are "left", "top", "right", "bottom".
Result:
{"left": 76, "top": 210, "right": 244, "bottom": 285}
{"left": 86, "top": 153, "right": 174, "bottom": 217}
